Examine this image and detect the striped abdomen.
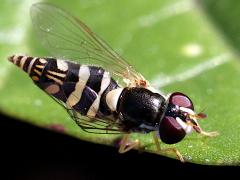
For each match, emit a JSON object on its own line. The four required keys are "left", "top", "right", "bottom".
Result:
{"left": 8, "top": 55, "right": 121, "bottom": 119}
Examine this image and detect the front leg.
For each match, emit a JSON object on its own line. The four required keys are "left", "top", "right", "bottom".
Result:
{"left": 152, "top": 131, "right": 185, "bottom": 162}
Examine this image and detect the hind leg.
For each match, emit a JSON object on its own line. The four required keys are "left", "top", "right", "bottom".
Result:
{"left": 118, "top": 134, "right": 140, "bottom": 153}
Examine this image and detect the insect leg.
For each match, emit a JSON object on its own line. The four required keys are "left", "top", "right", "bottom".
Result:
{"left": 152, "top": 131, "right": 185, "bottom": 162}
{"left": 118, "top": 134, "right": 140, "bottom": 153}
{"left": 192, "top": 125, "right": 219, "bottom": 137}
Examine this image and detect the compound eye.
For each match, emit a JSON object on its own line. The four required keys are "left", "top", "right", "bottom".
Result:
{"left": 169, "top": 92, "right": 194, "bottom": 110}
{"left": 159, "top": 116, "right": 186, "bottom": 144}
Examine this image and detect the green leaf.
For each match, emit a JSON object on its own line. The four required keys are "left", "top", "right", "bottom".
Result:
{"left": 0, "top": 0, "right": 240, "bottom": 165}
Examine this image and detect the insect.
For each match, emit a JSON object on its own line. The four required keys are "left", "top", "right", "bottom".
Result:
{"left": 8, "top": 3, "right": 218, "bottom": 162}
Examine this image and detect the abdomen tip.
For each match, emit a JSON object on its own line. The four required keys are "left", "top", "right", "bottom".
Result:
{"left": 8, "top": 55, "right": 14, "bottom": 62}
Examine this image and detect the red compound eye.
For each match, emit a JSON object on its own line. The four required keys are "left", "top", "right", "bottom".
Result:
{"left": 158, "top": 92, "right": 195, "bottom": 144}
{"left": 169, "top": 92, "right": 194, "bottom": 110}
{"left": 159, "top": 116, "right": 186, "bottom": 144}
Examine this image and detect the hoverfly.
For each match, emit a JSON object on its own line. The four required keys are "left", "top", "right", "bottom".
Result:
{"left": 8, "top": 3, "right": 218, "bottom": 162}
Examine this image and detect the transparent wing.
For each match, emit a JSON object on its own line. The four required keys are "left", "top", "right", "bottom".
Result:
{"left": 30, "top": 2, "right": 147, "bottom": 87}
{"left": 41, "top": 81, "right": 124, "bottom": 134}
{"left": 66, "top": 108, "right": 123, "bottom": 134}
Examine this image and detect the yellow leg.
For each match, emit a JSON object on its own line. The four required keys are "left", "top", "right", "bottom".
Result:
{"left": 118, "top": 134, "right": 140, "bottom": 153}
{"left": 191, "top": 123, "right": 219, "bottom": 137}
{"left": 152, "top": 131, "right": 185, "bottom": 162}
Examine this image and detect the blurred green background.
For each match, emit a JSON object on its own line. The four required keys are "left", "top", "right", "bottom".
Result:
{"left": 1, "top": 0, "right": 240, "bottom": 165}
